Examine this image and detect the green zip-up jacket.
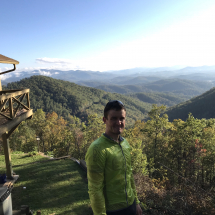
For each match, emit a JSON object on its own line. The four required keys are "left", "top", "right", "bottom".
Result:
{"left": 85, "top": 134, "right": 140, "bottom": 215}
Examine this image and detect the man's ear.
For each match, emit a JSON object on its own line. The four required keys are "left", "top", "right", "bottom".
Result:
{"left": 103, "top": 117, "right": 107, "bottom": 124}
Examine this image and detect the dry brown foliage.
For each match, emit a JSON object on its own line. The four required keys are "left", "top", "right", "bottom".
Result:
{"left": 134, "top": 173, "right": 215, "bottom": 215}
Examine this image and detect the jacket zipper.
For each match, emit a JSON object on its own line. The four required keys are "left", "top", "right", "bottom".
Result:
{"left": 119, "top": 144, "right": 129, "bottom": 207}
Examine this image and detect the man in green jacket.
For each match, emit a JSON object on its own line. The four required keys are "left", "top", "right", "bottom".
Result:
{"left": 86, "top": 100, "right": 142, "bottom": 215}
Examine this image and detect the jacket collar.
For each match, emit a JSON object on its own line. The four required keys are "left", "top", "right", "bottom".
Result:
{"left": 103, "top": 133, "right": 124, "bottom": 143}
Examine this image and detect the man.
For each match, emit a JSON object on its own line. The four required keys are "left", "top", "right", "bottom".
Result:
{"left": 86, "top": 100, "right": 142, "bottom": 215}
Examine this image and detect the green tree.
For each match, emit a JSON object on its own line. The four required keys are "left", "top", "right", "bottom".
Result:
{"left": 143, "top": 104, "right": 171, "bottom": 177}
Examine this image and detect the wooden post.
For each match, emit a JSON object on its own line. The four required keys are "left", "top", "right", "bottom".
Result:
{"left": 26, "top": 92, "right": 30, "bottom": 108}
{"left": 0, "top": 76, "right": 2, "bottom": 91}
{"left": 37, "top": 210, "right": 41, "bottom": 215}
{"left": 2, "top": 132, "right": 13, "bottom": 179}
{"left": 21, "top": 205, "right": 29, "bottom": 215}
{"left": 9, "top": 97, "right": 13, "bottom": 118}
{"left": 0, "top": 76, "right": 2, "bottom": 108}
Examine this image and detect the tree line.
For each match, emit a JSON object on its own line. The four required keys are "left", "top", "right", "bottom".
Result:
{"left": 3, "top": 105, "right": 215, "bottom": 188}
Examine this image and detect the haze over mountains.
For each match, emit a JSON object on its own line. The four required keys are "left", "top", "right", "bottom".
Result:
{"left": 2, "top": 65, "right": 215, "bottom": 84}
{"left": 2, "top": 66, "right": 215, "bottom": 99}
{"left": 2, "top": 65, "right": 215, "bottom": 123}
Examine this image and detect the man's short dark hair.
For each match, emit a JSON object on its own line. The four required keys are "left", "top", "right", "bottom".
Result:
{"left": 104, "top": 100, "right": 126, "bottom": 119}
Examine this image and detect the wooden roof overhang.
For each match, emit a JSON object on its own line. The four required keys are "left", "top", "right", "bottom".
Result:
{"left": 0, "top": 54, "right": 19, "bottom": 75}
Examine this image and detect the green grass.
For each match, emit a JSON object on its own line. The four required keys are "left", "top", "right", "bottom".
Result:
{"left": 0, "top": 154, "right": 91, "bottom": 215}
{"left": 0, "top": 153, "right": 49, "bottom": 171}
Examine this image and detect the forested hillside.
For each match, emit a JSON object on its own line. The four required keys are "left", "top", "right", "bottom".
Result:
{"left": 5, "top": 75, "right": 198, "bottom": 125}
{"left": 6, "top": 76, "right": 153, "bottom": 125}
{"left": 165, "top": 87, "right": 215, "bottom": 121}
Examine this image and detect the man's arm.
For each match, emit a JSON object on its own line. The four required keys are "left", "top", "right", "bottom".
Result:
{"left": 131, "top": 172, "right": 143, "bottom": 215}
{"left": 86, "top": 145, "right": 106, "bottom": 215}
{"left": 130, "top": 171, "right": 140, "bottom": 204}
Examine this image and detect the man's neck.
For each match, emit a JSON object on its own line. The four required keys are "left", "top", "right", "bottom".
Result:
{"left": 104, "top": 132, "right": 120, "bottom": 143}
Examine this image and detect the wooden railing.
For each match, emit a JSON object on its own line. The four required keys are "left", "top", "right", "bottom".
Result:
{"left": 0, "top": 89, "right": 33, "bottom": 136}
{"left": 0, "top": 89, "right": 30, "bottom": 120}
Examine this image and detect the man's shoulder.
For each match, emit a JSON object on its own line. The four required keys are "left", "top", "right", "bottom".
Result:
{"left": 121, "top": 138, "right": 132, "bottom": 149}
{"left": 86, "top": 135, "right": 108, "bottom": 161}
{"left": 91, "top": 134, "right": 103, "bottom": 144}
{"left": 89, "top": 135, "right": 109, "bottom": 149}
{"left": 121, "top": 137, "right": 129, "bottom": 144}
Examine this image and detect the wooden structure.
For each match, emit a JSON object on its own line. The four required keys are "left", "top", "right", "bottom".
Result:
{"left": 0, "top": 54, "right": 33, "bottom": 179}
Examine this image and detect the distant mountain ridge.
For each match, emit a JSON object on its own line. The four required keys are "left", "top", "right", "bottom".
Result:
{"left": 2, "top": 69, "right": 116, "bottom": 84}
{"left": 1, "top": 65, "right": 215, "bottom": 86}
{"left": 95, "top": 79, "right": 214, "bottom": 97}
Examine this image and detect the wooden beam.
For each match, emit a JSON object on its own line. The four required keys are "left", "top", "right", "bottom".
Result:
{"left": 27, "top": 115, "right": 33, "bottom": 120}
{"left": 13, "top": 95, "right": 29, "bottom": 110}
{"left": 0, "top": 89, "right": 21, "bottom": 95}
{"left": 26, "top": 92, "right": 30, "bottom": 108}
{"left": 0, "top": 109, "right": 33, "bottom": 136}
{"left": 2, "top": 132, "right": 13, "bottom": 179}
{"left": 0, "top": 112, "right": 12, "bottom": 120}
{"left": 0, "top": 99, "right": 8, "bottom": 111}
{"left": 0, "top": 76, "right": 2, "bottom": 91}
{"left": 9, "top": 97, "right": 13, "bottom": 118}
{"left": 13, "top": 94, "right": 26, "bottom": 116}
{"left": 14, "top": 94, "right": 23, "bottom": 100}
{"left": 6, "top": 122, "right": 22, "bottom": 138}
{"left": 0, "top": 89, "right": 29, "bottom": 100}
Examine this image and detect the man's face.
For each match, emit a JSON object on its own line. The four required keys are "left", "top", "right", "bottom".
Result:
{"left": 103, "top": 109, "right": 126, "bottom": 136}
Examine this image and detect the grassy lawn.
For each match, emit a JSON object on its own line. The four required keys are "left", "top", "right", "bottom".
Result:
{"left": 0, "top": 154, "right": 91, "bottom": 215}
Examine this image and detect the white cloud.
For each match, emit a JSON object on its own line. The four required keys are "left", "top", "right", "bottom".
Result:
{"left": 15, "top": 72, "right": 21, "bottom": 77}
{"left": 35, "top": 57, "right": 87, "bottom": 71}
{"left": 0, "top": 67, "right": 9, "bottom": 72}
{"left": 38, "top": 70, "right": 52, "bottom": 76}
{"left": 1, "top": 73, "right": 12, "bottom": 80}
{"left": 36, "top": 57, "right": 73, "bottom": 64}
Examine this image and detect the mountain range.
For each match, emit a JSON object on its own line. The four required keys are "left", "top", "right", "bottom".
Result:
{"left": 2, "top": 66, "right": 215, "bottom": 99}
{"left": 2, "top": 65, "right": 215, "bottom": 85}
{"left": 2, "top": 65, "right": 215, "bottom": 124}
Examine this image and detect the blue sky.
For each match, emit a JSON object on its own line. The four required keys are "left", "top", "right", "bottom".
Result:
{"left": 1, "top": 0, "right": 215, "bottom": 72}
